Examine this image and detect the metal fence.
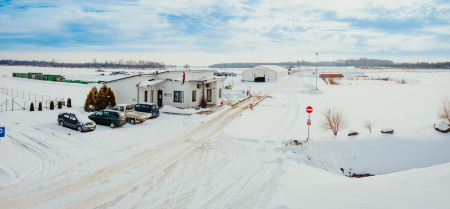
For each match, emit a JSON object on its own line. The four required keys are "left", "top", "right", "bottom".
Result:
{"left": 0, "top": 87, "right": 66, "bottom": 111}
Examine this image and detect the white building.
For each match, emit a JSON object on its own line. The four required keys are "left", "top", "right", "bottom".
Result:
{"left": 242, "top": 65, "right": 289, "bottom": 82}
{"left": 103, "top": 70, "right": 225, "bottom": 109}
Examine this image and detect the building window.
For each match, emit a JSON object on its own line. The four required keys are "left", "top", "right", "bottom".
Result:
{"left": 219, "top": 88, "right": 221, "bottom": 98}
{"left": 174, "top": 91, "right": 184, "bottom": 103}
{"left": 192, "top": 90, "right": 196, "bottom": 102}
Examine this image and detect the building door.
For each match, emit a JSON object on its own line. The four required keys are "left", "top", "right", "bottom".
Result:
{"left": 254, "top": 69, "right": 265, "bottom": 82}
{"left": 144, "top": 91, "right": 148, "bottom": 102}
{"left": 207, "top": 89, "right": 212, "bottom": 102}
{"left": 157, "top": 90, "right": 163, "bottom": 107}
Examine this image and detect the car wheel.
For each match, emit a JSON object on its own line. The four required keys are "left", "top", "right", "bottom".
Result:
{"left": 59, "top": 120, "right": 65, "bottom": 127}
{"left": 77, "top": 126, "right": 83, "bottom": 132}
{"left": 110, "top": 122, "right": 115, "bottom": 128}
{"left": 131, "top": 119, "right": 136, "bottom": 124}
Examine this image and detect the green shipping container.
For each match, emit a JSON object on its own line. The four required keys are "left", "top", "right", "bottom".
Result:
{"left": 18, "top": 73, "right": 28, "bottom": 78}
{"left": 28, "top": 72, "right": 42, "bottom": 79}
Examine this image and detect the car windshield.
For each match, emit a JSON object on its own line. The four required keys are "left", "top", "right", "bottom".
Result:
{"left": 112, "top": 106, "right": 124, "bottom": 111}
{"left": 73, "top": 112, "right": 91, "bottom": 123}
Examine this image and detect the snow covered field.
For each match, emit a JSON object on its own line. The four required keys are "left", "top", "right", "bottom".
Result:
{"left": 0, "top": 66, "right": 450, "bottom": 208}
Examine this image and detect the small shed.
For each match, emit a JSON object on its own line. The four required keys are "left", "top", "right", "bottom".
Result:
{"left": 320, "top": 74, "right": 343, "bottom": 78}
{"left": 242, "top": 65, "right": 288, "bottom": 82}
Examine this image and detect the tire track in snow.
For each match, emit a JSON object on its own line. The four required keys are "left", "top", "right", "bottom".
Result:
{"left": 0, "top": 76, "right": 300, "bottom": 209}
{"left": 8, "top": 136, "right": 54, "bottom": 164}
{"left": 21, "top": 133, "right": 64, "bottom": 156}
{"left": 224, "top": 93, "right": 300, "bottom": 208}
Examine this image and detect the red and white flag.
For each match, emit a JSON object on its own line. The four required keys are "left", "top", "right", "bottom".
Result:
{"left": 182, "top": 71, "right": 185, "bottom": 85}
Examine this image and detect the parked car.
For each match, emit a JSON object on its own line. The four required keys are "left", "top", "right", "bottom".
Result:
{"left": 135, "top": 103, "right": 160, "bottom": 118}
{"left": 88, "top": 110, "right": 127, "bottom": 128}
{"left": 58, "top": 111, "right": 96, "bottom": 132}
{"left": 111, "top": 104, "right": 152, "bottom": 124}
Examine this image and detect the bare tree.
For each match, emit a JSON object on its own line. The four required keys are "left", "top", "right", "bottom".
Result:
{"left": 320, "top": 107, "right": 347, "bottom": 135}
{"left": 439, "top": 96, "right": 450, "bottom": 123}
{"left": 362, "top": 120, "right": 376, "bottom": 133}
{"left": 184, "top": 63, "right": 190, "bottom": 70}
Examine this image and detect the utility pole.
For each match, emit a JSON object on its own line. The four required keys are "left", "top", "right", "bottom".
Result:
{"left": 316, "top": 53, "right": 318, "bottom": 90}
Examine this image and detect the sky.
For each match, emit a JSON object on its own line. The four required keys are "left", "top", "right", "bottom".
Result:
{"left": 0, "top": 0, "right": 449, "bottom": 66}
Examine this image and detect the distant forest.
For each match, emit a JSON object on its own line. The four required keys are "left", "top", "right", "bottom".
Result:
{"left": 208, "top": 58, "right": 450, "bottom": 69}
{"left": 0, "top": 59, "right": 166, "bottom": 69}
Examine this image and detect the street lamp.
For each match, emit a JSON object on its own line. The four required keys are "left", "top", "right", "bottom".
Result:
{"left": 316, "top": 53, "right": 318, "bottom": 90}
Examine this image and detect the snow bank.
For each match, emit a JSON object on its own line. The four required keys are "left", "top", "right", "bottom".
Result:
{"left": 348, "top": 129, "right": 358, "bottom": 134}
{"left": 435, "top": 121, "right": 450, "bottom": 133}
{"left": 160, "top": 105, "right": 208, "bottom": 114}
{"left": 280, "top": 140, "right": 344, "bottom": 175}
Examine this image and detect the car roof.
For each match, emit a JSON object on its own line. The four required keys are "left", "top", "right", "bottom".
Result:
{"left": 138, "top": 102, "right": 157, "bottom": 105}
{"left": 60, "top": 110, "right": 82, "bottom": 114}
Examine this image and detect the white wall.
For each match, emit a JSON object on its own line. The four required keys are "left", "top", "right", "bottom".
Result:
{"left": 266, "top": 70, "right": 277, "bottom": 82}
{"left": 106, "top": 75, "right": 155, "bottom": 104}
{"left": 242, "top": 69, "right": 254, "bottom": 81}
{"left": 139, "top": 79, "right": 225, "bottom": 108}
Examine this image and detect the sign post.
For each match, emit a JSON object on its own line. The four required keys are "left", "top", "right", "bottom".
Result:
{"left": 0, "top": 127, "right": 5, "bottom": 138}
{"left": 306, "top": 106, "right": 313, "bottom": 140}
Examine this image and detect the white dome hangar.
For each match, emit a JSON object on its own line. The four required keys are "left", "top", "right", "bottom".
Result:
{"left": 242, "top": 65, "right": 289, "bottom": 82}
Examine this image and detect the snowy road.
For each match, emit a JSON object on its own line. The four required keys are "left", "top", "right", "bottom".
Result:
{"left": 0, "top": 74, "right": 300, "bottom": 208}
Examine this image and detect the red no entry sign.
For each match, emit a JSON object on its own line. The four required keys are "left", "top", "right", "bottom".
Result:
{"left": 306, "top": 106, "right": 313, "bottom": 113}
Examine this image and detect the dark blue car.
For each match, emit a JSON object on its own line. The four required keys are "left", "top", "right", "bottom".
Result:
{"left": 135, "top": 103, "right": 160, "bottom": 118}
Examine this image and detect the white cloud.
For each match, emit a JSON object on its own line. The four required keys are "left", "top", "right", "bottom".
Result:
{"left": 0, "top": 0, "right": 449, "bottom": 64}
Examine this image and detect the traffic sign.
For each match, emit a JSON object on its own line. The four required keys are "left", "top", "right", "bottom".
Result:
{"left": 0, "top": 127, "right": 4, "bottom": 137}
{"left": 307, "top": 119, "right": 311, "bottom": 125}
{"left": 306, "top": 106, "right": 313, "bottom": 113}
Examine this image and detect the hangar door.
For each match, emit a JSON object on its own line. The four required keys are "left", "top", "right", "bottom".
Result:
{"left": 254, "top": 69, "right": 265, "bottom": 82}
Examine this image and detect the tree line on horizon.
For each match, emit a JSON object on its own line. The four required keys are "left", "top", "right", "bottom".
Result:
{"left": 208, "top": 58, "right": 450, "bottom": 69}
{"left": 0, "top": 59, "right": 166, "bottom": 69}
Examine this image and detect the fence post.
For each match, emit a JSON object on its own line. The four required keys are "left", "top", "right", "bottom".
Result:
{"left": 12, "top": 97, "right": 14, "bottom": 111}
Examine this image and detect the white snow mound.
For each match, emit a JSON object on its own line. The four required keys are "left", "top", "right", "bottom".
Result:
{"left": 435, "top": 121, "right": 450, "bottom": 131}
{"left": 348, "top": 129, "right": 358, "bottom": 134}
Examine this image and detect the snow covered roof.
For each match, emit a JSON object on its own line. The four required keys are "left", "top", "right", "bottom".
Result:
{"left": 101, "top": 74, "right": 142, "bottom": 84}
{"left": 139, "top": 79, "right": 164, "bottom": 87}
{"left": 188, "top": 77, "right": 226, "bottom": 82}
{"left": 251, "top": 65, "right": 288, "bottom": 72}
{"left": 102, "top": 71, "right": 167, "bottom": 84}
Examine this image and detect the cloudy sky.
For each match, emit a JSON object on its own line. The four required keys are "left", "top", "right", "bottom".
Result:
{"left": 0, "top": 0, "right": 449, "bottom": 65}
